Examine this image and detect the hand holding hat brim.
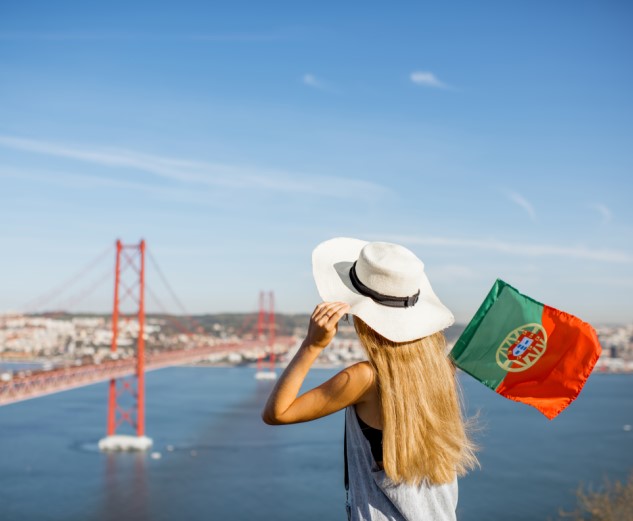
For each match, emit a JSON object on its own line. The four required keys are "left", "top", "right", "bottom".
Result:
{"left": 312, "top": 238, "right": 454, "bottom": 343}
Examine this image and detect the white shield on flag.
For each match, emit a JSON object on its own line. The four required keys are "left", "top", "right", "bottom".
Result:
{"left": 513, "top": 336, "right": 533, "bottom": 357}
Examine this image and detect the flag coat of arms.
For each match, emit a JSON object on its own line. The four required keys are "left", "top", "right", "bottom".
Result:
{"left": 449, "top": 279, "right": 602, "bottom": 419}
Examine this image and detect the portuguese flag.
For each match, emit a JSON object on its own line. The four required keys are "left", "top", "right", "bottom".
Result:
{"left": 450, "top": 279, "right": 601, "bottom": 419}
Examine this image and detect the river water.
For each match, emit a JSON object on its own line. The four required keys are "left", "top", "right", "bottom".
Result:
{"left": 0, "top": 367, "right": 631, "bottom": 521}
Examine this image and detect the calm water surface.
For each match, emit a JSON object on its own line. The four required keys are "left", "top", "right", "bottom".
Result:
{"left": 0, "top": 361, "right": 48, "bottom": 372}
{"left": 0, "top": 367, "right": 631, "bottom": 521}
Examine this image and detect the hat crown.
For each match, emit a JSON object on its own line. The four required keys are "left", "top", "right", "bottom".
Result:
{"left": 355, "top": 242, "right": 425, "bottom": 298}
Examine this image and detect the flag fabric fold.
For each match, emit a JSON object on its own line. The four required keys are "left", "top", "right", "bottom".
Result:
{"left": 449, "top": 279, "right": 602, "bottom": 419}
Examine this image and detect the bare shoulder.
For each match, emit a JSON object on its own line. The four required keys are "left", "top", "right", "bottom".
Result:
{"left": 349, "top": 361, "right": 381, "bottom": 425}
{"left": 341, "top": 361, "right": 376, "bottom": 402}
{"left": 347, "top": 361, "right": 375, "bottom": 383}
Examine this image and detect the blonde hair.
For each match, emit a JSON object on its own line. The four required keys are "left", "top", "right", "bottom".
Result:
{"left": 354, "top": 317, "right": 479, "bottom": 486}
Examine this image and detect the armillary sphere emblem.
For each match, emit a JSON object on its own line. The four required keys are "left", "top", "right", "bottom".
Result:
{"left": 496, "top": 323, "right": 548, "bottom": 372}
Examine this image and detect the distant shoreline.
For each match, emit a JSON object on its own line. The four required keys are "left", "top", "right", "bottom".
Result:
{"left": 2, "top": 359, "right": 631, "bottom": 375}
{"left": 179, "top": 361, "right": 633, "bottom": 374}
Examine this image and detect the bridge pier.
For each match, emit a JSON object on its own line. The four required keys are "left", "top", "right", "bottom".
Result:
{"left": 98, "top": 434, "right": 153, "bottom": 451}
{"left": 101, "top": 239, "right": 150, "bottom": 451}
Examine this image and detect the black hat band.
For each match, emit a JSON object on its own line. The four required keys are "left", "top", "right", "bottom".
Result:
{"left": 349, "top": 261, "right": 420, "bottom": 308}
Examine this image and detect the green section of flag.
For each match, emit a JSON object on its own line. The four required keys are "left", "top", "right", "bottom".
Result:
{"left": 450, "top": 279, "right": 543, "bottom": 390}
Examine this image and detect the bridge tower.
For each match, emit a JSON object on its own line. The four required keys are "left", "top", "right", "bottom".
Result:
{"left": 255, "top": 290, "right": 277, "bottom": 380}
{"left": 99, "top": 239, "right": 152, "bottom": 451}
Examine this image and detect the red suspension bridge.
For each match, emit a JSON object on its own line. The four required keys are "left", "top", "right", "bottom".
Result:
{"left": 0, "top": 239, "right": 294, "bottom": 448}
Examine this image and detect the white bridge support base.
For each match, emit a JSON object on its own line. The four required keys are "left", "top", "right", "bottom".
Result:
{"left": 255, "top": 371, "right": 277, "bottom": 380}
{"left": 98, "top": 434, "right": 153, "bottom": 452}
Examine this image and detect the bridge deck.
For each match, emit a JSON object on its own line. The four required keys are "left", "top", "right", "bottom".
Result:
{"left": 0, "top": 338, "right": 296, "bottom": 406}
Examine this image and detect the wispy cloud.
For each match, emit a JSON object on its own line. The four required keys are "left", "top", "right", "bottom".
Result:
{"left": 506, "top": 190, "right": 536, "bottom": 221}
{"left": 302, "top": 73, "right": 331, "bottom": 91}
{"left": 0, "top": 166, "right": 223, "bottom": 207}
{"left": 0, "top": 31, "right": 287, "bottom": 42}
{"left": 187, "top": 32, "right": 286, "bottom": 42}
{"left": 384, "top": 235, "right": 633, "bottom": 264}
{"left": 428, "top": 264, "right": 480, "bottom": 282}
{"left": 589, "top": 203, "right": 613, "bottom": 224}
{"left": 586, "top": 276, "right": 633, "bottom": 288}
{"left": 0, "top": 32, "right": 134, "bottom": 41}
{"left": 410, "top": 71, "right": 450, "bottom": 89}
{"left": 0, "top": 135, "right": 388, "bottom": 200}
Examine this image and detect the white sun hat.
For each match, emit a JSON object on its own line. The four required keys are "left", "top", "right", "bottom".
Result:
{"left": 312, "top": 237, "right": 454, "bottom": 342}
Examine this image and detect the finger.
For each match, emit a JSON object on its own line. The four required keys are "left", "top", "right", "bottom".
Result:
{"left": 319, "top": 303, "right": 349, "bottom": 327}
{"left": 317, "top": 302, "right": 345, "bottom": 319}
{"left": 314, "top": 302, "right": 338, "bottom": 321}
{"left": 326, "top": 303, "right": 351, "bottom": 327}
{"left": 312, "top": 302, "right": 329, "bottom": 319}
{"left": 327, "top": 302, "right": 349, "bottom": 315}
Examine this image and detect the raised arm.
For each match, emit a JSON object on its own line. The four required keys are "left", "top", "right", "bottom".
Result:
{"left": 261, "top": 301, "right": 374, "bottom": 425}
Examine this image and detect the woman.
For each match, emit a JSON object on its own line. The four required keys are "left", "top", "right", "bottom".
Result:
{"left": 262, "top": 238, "right": 478, "bottom": 520}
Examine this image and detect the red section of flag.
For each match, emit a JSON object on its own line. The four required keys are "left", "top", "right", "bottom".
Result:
{"left": 495, "top": 305, "right": 602, "bottom": 419}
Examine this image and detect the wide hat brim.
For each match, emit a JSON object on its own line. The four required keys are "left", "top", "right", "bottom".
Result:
{"left": 312, "top": 237, "right": 455, "bottom": 343}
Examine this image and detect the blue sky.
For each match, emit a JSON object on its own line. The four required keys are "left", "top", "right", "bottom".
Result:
{"left": 1, "top": 1, "right": 631, "bottom": 323}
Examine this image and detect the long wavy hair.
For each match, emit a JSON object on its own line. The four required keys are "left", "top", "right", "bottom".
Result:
{"left": 354, "top": 316, "right": 479, "bottom": 486}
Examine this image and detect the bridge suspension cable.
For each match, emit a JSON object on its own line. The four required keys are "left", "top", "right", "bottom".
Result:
{"left": 22, "top": 244, "right": 112, "bottom": 313}
{"left": 145, "top": 284, "right": 197, "bottom": 338}
{"left": 146, "top": 249, "right": 190, "bottom": 316}
{"left": 146, "top": 247, "right": 207, "bottom": 335}
{"left": 53, "top": 265, "right": 112, "bottom": 314}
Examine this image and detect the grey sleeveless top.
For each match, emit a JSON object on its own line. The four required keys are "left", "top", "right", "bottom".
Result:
{"left": 345, "top": 406, "right": 458, "bottom": 521}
